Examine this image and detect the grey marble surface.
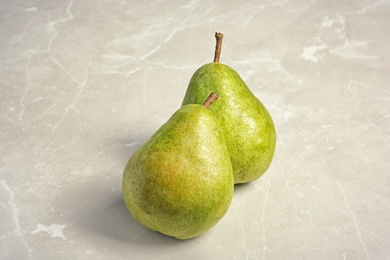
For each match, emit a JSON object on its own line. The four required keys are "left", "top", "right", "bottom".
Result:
{"left": 1, "top": 0, "right": 390, "bottom": 259}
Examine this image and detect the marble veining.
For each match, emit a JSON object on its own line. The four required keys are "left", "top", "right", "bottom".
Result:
{"left": 1, "top": 0, "right": 390, "bottom": 259}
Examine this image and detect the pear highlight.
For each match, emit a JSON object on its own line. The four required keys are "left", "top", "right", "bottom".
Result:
{"left": 182, "top": 33, "right": 276, "bottom": 184}
{"left": 122, "top": 93, "right": 234, "bottom": 240}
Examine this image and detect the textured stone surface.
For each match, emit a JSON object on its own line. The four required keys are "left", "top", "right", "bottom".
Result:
{"left": 1, "top": 0, "right": 390, "bottom": 259}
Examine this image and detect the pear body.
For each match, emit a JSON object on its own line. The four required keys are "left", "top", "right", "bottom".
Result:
{"left": 122, "top": 104, "right": 234, "bottom": 239}
{"left": 182, "top": 63, "right": 276, "bottom": 184}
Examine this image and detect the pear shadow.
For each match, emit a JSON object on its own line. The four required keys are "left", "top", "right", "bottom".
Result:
{"left": 63, "top": 179, "right": 188, "bottom": 247}
{"left": 97, "top": 193, "right": 198, "bottom": 245}
{"left": 97, "top": 194, "right": 182, "bottom": 245}
{"left": 234, "top": 181, "right": 252, "bottom": 192}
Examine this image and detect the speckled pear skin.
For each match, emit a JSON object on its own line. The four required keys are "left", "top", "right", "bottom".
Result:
{"left": 182, "top": 63, "right": 276, "bottom": 184}
{"left": 122, "top": 104, "right": 234, "bottom": 240}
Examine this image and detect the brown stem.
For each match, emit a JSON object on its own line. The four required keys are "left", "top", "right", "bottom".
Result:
{"left": 213, "top": 32, "right": 223, "bottom": 63}
{"left": 203, "top": 92, "right": 218, "bottom": 108}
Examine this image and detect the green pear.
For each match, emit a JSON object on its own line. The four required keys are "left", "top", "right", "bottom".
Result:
{"left": 182, "top": 33, "right": 276, "bottom": 184}
{"left": 122, "top": 93, "right": 234, "bottom": 240}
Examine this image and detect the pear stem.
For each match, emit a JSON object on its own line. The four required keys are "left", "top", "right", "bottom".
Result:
{"left": 213, "top": 32, "right": 223, "bottom": 63}
{"left": 203, "top": 92, "right": 218, "bottom": 108}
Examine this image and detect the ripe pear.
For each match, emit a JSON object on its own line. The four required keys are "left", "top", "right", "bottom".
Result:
{"left": 122, "top": 93, "right": 234, "bottom": 240}
{"left": 182, "top": 33, "right": 276, "bottom": 184}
